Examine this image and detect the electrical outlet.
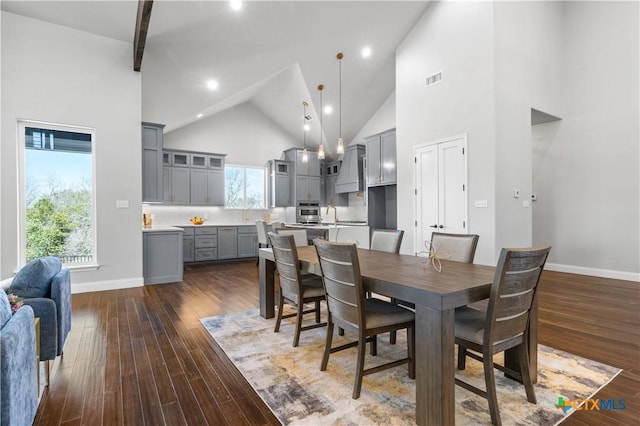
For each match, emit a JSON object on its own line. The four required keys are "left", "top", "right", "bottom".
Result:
{"left": 204, "top": 214, "right": 209, "bottom": 220}
{"left": 270, "top": 213, "right": 280, "bottom": 219}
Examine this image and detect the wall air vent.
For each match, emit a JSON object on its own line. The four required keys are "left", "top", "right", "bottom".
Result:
{"left": 425, "top": 71, "right": 443, "bottom": 87}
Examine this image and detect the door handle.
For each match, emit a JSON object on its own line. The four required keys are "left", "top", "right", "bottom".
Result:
{"left": 439, "top": 225, "right": 444, "bottom": 229}
{"left": 430, "top": 224, "right": 438, "bottom": 228}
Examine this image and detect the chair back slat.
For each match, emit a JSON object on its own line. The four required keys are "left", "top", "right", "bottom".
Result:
{"left": 430, "top": 232, "right": 479, "bottom": 263}
{"left": 268, "top": 232, "right": 302, "bottom": 300}
{"left": 485, "top": 245, "right": 551, "bottom": 346}
{"left": 314, "top": 239, "right": 364, "bottom": 327}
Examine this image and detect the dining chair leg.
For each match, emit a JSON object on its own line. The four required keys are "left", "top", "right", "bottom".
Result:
{"left": 338, "top": 327, "right": 344, "bottom": 336}
{"left": 370, "top": 334, "right": 377, "bottom": 356}
{"left": 353, "top": 333, "right": 367, "bottom": 399}
{"left": 457, "top": 345, "right": 467, "bottom": 370}
{"left": 519, "top": 344, "right": 537, "bottom": 403}
{"left": 407, "top": 326, "right": 415, "bottom": 379}
{"left": 293, "top": 302, "right": 304, "bottom": 347}
{"left": 315, "top": 300, "right": 321, "bottom": 323}
{"left": 390, "top": 330, "right": 397, "bottom": 345}
{"left": 320, "top": 321, "right": 334, "bottom": 371}
{"left": 274, "top": 295, "right": 284, "bottom": 333}
{"left": 484, "top": 349, "right": 501, "bottom": 426}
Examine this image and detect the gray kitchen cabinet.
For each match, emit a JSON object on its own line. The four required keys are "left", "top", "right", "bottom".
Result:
{"left": 237, "top": 226, "right": 258, "bottom": 258}
{"left": 284, "top": 148, "right": 321, "bottom": 205}
{"left": 164, "top": 166, "right": 190, "bottom": 204}
{"left": 142, "top": 122, "right": 165, "bottom": 202}
{"left": 171, "top": 151, "right": 190, "bottom": 167}
{"left": 365, "top": 129, "right": 396, "bottom": 186}
{"left": 194, "top": 226, "right": 217, "bottom": 261}
{"left": 182, "top": 227, "right": 195, "bottom": 262}
{"left": 323, "top": 161, "right": 348, "bottom": 206}
{"left": 190, "top": 168, "right": 224, "bottom": 205}
{"left": 295, "top": 175, "right": 321, "bottom": 202}
{"left": 217, "top": 227, "right": 238, "bottom": 260}
{"left": 143, "top": 229, "right": 183, "bottom": 285}
{"left": 269, "top": 160, "right": 291, "bottom": 207}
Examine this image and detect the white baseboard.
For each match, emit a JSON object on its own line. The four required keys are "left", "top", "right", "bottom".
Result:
{"left": 71, "top": 276, "right": 144, "bottom": 294}
{"left": 545, "top": 263, "right": 640, "bottom": 283}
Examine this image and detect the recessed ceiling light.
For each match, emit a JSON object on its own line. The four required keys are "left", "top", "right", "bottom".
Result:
{"left": 206, "top": 80, "right": 219, "bottom": 91}
{"left": 324, "top": 105, "right": 333, "bottom": 114}
{"left": 230, "top": 0, "right": 242, "bottom": 11}
{"left": 303, "top": 124, "right": 310, "bottom": 131}
{"left": 361, "top": 47, "right": 372, "bottom": 58}
{"left": 196, "top": 113, "right": 204, "bottom": 118}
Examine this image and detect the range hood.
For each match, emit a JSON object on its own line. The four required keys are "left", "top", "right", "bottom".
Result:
{"left": 335, "top": 144, "right": 365, "bottom": 194}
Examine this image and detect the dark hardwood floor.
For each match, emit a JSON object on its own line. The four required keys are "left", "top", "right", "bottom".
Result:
{"left": 33, "top": 261, "right": 639, "bottom": 425}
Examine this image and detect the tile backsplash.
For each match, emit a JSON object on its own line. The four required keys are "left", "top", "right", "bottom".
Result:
{"left": 142, "top": 195, "right": 367, "bottom": 226}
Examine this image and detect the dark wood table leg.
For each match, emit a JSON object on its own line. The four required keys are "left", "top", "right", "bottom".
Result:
{"left": 505, "top": 297, "right": 538, "bottom": 383}
{"left": 259, "top": 255, "right": 275, "bottom": 319}
{"left": 416, "top": 305, "right": 456, "bottom": 425}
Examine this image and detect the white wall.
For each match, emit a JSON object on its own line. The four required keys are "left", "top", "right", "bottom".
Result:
{"left": 493, "top": 1, "right": 565, "bottom": 251}
{"left": 349, "top": 91, "right": 396, "bottom": 146}
{"left": 163, "top": 101, "right": 299, "bottom": 167}
{"left": 396, "top": 1, "right": 497, "bottom": 264}
{"left": 1, "top": 12, "right": 143, "bottom": 291}
{"left": 532, "top": 1, "right": 639, "bottom": 279}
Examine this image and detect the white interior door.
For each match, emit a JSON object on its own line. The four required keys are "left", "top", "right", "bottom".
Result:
{"left": 414, "top": 135, "right": 468, "bottom": 254}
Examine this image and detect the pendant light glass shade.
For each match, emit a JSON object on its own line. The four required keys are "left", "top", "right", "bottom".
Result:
{"left": 336, "top": 52, "right": 345, "bottom": 155}
{"left": 317, "top": 84, "right": 325, "bottom": 160}
{"left": 302, "top": 101, "right": 309, "bottom": 163}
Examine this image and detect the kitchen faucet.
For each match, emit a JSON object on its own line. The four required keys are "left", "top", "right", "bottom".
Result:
{"left": 326, "top": 204, "right": 338, "bottom": 225}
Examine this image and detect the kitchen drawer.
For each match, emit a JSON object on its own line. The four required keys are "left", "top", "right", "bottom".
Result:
{"left": 237, "top": 225, "right": 257, "bottom": 234}
{"left": 195, "top": 247, "right": 217, "bottom": 261}
{"left": 195, "top": 235, "right": 217, "bottom": 248}
{"left": 195, "top": 226, "right": 217, "bottom": 236}
{"left": 182, "top": 227, "right": 195, "bottom": 236}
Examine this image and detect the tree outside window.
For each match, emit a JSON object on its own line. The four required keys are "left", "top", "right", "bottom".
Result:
{"left": 225, "top": 165, "right": 266, "bottom": 209}
{"left": 21, "top": 123, "right": 95, "bottom": 265}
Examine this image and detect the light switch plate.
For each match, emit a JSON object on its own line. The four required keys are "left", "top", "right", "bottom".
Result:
{"left": 474, "top": 200, "right": 488, "bottom": 208}
{"left": 116, "top": 200, "right": 129, "bottom": 209}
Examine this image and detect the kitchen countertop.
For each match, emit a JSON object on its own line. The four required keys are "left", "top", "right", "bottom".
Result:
{"left": 142, "top": 225, "right": 185, "bottom": 232}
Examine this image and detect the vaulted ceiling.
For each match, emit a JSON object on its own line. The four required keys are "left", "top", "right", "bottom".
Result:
{"left": 2, "top": 1, "right": 430, "bottom": 157}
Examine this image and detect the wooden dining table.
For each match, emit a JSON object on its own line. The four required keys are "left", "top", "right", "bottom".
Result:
{"left": 258, "top": 246, "right": 538, "bottom": 426}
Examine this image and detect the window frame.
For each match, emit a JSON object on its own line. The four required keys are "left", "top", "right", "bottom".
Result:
{"left": 17, "top": 119, "right": 99, "bottom": 270}
{"left": 224, "top": 164, "right": 268, "bottom": 210}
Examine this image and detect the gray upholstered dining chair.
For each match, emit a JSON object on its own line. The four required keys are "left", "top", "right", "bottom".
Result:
{"left": 313, "top": 239, "right": 415, "bottom": 399}
{"left": 390, "top": 231, "right": 479, "bottom": 344}
{"left": 275, "top": 228, "right": 309, "bottom": 247}
{"left": 370, "top": 229, "right": 404, "bottom": 253}
{"left": 268, "top": 232, "right": 326, "bottom": 347}
{"left": 455, "top": 245, "right": 551, "bottom": 426}
{"left": 430, "top": 232, "right": 479, "bottom": 263}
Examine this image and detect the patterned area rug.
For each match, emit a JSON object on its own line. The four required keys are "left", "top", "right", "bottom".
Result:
{"left": 200, "top": 309, "right": 621, "bottom": 425}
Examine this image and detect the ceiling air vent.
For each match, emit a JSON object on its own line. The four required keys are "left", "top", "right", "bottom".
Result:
{"left": 425, "top": 71, "right": 442, "bottom": 87}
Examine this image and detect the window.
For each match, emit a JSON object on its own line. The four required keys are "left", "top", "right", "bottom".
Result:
{"left": 224, "top": 165, "right": 266, "bottom": 209}
{"left": 19, "top": 121, "right": 96, "bottom": 266}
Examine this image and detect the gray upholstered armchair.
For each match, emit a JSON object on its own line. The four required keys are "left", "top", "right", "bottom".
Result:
{"left": 8, "top": 256, "right": 72, "bottom": 383}
{"left": 0, "top": 289, "right": 38, "bottom": 426}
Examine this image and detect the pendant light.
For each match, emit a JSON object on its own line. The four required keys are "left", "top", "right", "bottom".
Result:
{"left": 317, "top": 84, "right": 325, "bottom": 160}
{"left": 336, "top": 52, "right": 345, "bottom": 155}
{"left": 302, "top": 101, "right": 309, "bottom": 163}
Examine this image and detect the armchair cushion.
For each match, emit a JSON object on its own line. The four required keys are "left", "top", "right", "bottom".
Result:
{"left": 11, "top": 256, "right": 62, "bottom": 298}
{"left": 22, "top": 298, "right": 58, "bottom": 361}
{"left": 0, "top": 291, "right": 38, "bottom": 426}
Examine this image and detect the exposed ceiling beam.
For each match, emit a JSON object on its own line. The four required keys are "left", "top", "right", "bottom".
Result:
{"left": 133, "top": 0, "right": 153, "bottom": 72}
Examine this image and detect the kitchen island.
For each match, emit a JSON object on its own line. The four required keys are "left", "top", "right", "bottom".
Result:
{"left": 284, "top": 223, "right": 370, "bottom": 248}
